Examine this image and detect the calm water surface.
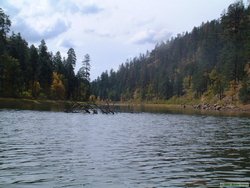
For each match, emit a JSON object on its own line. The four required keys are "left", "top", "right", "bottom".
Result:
{"left": 0, "top": 110, "right": 250, "bottom": 187}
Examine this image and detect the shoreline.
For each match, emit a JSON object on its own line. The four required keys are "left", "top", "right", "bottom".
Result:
{"left": 114, "top": 102, "right": 250, "bottom": 117}
{"left": 0, "top": 98, "right": 73, "bottom": 112}
{"left": 0, "top": 98, "right": 250, "bottom": 117}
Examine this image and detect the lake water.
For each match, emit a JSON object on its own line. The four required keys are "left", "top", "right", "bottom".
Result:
{"left": 0, "top": 110, "right": 250, "bottom": 187}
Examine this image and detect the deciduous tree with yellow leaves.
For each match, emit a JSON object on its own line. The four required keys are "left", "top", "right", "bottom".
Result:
{"left": 50, "top": 72, "right": 65, "bottom": 100}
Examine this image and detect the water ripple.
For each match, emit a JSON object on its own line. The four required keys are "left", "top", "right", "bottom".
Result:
{"left": 0, "top": 110, "right": 250, "bottom": 187}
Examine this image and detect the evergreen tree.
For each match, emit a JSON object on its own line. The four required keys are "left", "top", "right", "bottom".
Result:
{"left": 76, "top": 54, "right": 91, "bottom": 100}
{"left": 221, "top": 0, "right": 246, "bottom": 82}
{"left": 53, "top": 51, "right": 64, "bottom": 74}
{"left": 29, "top": 45, "right": 40, "bottom": 97}
{"left": 0, "top": 55, "right": 21, "bottom": 97}
{"left": 65, "top": 48, "right": 76, "bottom": 99}
{"left": 82, "top": 54, "right": 91, "bottom": 81}
{"left": 91, "top": 1, "right": 250, "bottom": 104}
{"left": 38, "top": 39, "right": 53, "bottom": 96}
{"left": 8, "top": 33, "right": 30, "bottom": 90}
{"left": 67, "top": 48, "right": 76, "bottom": 67}
{"left": 0, "top": 8, "right": 11, "bottom": 55}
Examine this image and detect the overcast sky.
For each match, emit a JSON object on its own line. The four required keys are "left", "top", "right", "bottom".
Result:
{"left": 1, "top": 0, "right": 246, "bottom": 80}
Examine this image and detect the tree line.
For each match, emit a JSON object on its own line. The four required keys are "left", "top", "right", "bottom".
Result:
{"left": 92, "top": 1, "right": 250, "bottom": 104}
{"left": 0, "top": 8, "right": 91, "bottom": 101}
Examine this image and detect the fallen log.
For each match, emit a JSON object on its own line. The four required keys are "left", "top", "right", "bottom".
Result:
{"left": 66, "top": 102, "right": 115, "bottom": 114}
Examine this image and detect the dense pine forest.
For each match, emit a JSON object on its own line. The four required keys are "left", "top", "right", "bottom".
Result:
{"left": 0, "top": 8, "right": 91, "bottom": 101}
{"left": 92, "top": 1, "right": 250, "bottom": 104}
{"left": 1, "top": 1, "right": 250, "bottom": 105}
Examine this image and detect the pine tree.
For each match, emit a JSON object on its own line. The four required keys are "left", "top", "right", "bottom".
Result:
{"left": 0, "top": 8, "right": 11, "bottom": 55}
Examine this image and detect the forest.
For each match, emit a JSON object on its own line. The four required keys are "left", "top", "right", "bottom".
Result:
{"left": 92, "top": 1, "right": 250, "bottom": 104}
{"left": 1, "top": 1, "right": 250, "bottom": 104}
{"left": 0, "top": 8, "right": 91, "bottom": 101}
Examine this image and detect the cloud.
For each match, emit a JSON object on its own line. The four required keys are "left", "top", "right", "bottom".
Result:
{"left": 44, "top": 19, "right": 70, "bottom": 39}
{"left": 129, "top": 29, "right": 172, "bottom": 44}
{"left": 81, "top": 4, "right": 103, "bottom": 14}
{"left": 84, "top": 29, "right": 95, "bottom": 34}
{"left": 60, "top": 39, "right": 75, "bottom": 49}
{"left": 48, "top": 0, "right": 80, "bottom": 14}
{"left": 48, "top": 1, "right": 103, "bottom": 15}
{"left": 12, "top": 18, "right": 70, "bottom": 42}
{"left": 11, "top": 19, "right": 41, "bottom": 42}
{"left": 84, "top": 29, "right": 114, "bottom": 38}
{"left": 0, "top": 1, "right": 20, "bottom": 16}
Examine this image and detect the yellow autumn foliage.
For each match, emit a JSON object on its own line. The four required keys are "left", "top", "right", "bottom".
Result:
{"left": 50, "top": 72, "right": 65, "bottom": 100}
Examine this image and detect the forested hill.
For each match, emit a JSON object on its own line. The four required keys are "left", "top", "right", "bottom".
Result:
{"left": 92, "top": 1, "right": 250, "bottom": 104}
{"left": 0, "top": 8, "right": 91, "bottom": 100}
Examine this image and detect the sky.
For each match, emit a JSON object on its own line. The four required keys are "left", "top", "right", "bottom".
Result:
{"left": 1, "top": 0, "right": 247, "bottom": 80}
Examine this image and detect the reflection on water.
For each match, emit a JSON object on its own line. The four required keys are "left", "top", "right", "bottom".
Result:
{"left": 0, "top": 110, "right": 250, "bottom": 187}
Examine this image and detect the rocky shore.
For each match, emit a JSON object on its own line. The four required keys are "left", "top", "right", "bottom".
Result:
{"left": 192, "top": 103, "right": 248, "bottom": 112}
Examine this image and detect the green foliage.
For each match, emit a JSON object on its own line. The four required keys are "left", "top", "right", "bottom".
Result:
{"left": 92, "top": 1, "right": 250, "bottom": 104}
{"left": 21, "top": 91, "right": 32, "bottom": 99}
{"left": 183, "top": 76, "right": 194, "bottom": 100}
{"left": 0, "top": 3, "right": 249, "bottom": 105}
{"left": 80, "top": 54, "right": 91, "bottom": 81}
{"left": 0, "top": 54, "right": 21, "bottom": 97}
{"left": 38, "top": 40, "right": 53, "bottom": 96}
{"left": 207, "top": 69, "right": 225, "bottom": 99}
{"left": 67, "top": 48, "right": 76, "bottom": 67}
{"left": 133, "top": 88, "right": 143, "bottom": 101}
{"left": 32, "top": 81, "right": 41, "bottom": 98}
{"left": 220, "top": 0, "right": 246, "bottom": 82}
{"left": 8, "top": 33, "right": 30, "bottom": 90}
{"left": 239, "top": 82, "right": 250, "bottom": 103}
{"left": 30, "top": 45, "right": 39, "bottom": 81}
{"left": 0, "top": 8, "right": 11, "bottom": 54}
{"left": 239, "top": 63, "right": 250, "bottom": 103}
{"left": 0, "top": 8, "right": 91, "bottom": 101}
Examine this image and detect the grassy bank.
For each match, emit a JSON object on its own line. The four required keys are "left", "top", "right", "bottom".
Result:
{"left": 115, "top": 101, "right": 250, "bottom": 117}
{"left": 0, "top": 98, "right": 74, "bottom": 111}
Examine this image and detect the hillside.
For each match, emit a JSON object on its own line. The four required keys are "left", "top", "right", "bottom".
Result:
{"left": 0, "top": 8, "right": 91, "bottom": 101}
{"left": 91, "top": 1, "right": 250, "bottom": 104}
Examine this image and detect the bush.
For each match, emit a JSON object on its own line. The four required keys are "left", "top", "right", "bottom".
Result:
{"left": 21, "top": 91, "right": 32, "bottom": 99}
{"left": 239, "top": 85, "right": 250, "bottom": 104}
